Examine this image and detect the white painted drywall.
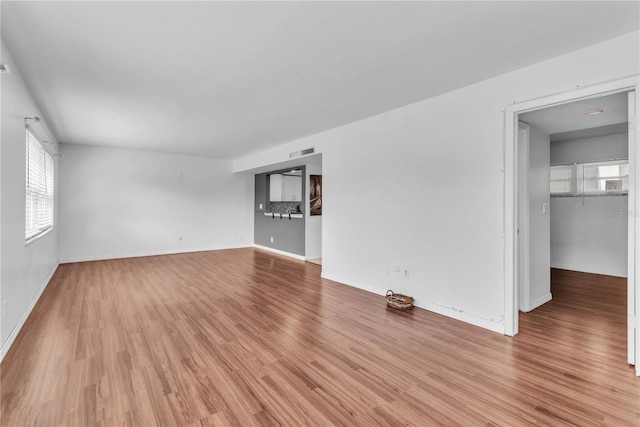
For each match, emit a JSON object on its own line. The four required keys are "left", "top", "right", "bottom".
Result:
{"left": 551, "top": 132, "right": 628, "bottom": 164}
{"left": 1, "top": 41, "right": 60, "bottom": 360}
{"left": 233, "top": 31, "right": 639, "bottom": 333}
{"left": 527, "top": 125, "right": 551, "bottom": 309}
{"left": 305, "top": 162, "right": 322, "bottom": 260}
{"left": 550, "top": 132, "right": 629, "bottom": 277}
{"left": 550, "top": 196, "right": 628, "bottom": 277}
{"left": 59, "top": 144, "right": 254, "bottom": 262}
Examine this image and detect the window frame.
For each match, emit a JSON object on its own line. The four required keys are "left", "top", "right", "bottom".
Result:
{"left": 550, "top": 164, "right": 575, "bottom": 195}
{"left": 25, "top": 128, "right": 55, "bottom": 245}
{"left": 550, "top": 159, "right": 628, "bottom": 197}
{"left": 581, "top": 160, "right": 629, "bottom": 195}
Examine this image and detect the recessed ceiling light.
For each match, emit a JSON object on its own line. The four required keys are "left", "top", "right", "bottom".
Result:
{"left": 585, "top": 109, "right": 603, "bottom": 116}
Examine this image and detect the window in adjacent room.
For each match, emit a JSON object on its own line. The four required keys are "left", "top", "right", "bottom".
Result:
{"left": 550, "top": 164, "right": 574, "bottom": 195}
{"left": 582, "top": 160, "right": 628, "bottom": 194}
{"left": 550, "top": 159, "right": 628, "bottom": 196}
{"left": 25, "top": 129, "right": 54, "bottom": 244}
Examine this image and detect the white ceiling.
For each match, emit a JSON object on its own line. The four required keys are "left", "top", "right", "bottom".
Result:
{"left": 520, "top": 92, "right": 629, "bottom": 140}
{"left": 2, "top": 1, "right": 638, "bottom": 159}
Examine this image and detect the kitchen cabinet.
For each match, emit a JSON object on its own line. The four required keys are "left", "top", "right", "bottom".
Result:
{"left": 284, "top": 175, "right": 302, "bottom": 201}
{"left": 269, "top": 173, "right": 302, "bottom": 201}
{"left": 269, "top": 174, "right": 283, "bottom": 201}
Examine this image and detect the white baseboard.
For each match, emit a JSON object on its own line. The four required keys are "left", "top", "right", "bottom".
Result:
{"left": 523, "top": 292, "right": 553, "bottom": 312}
{"left": 413, "top": 297, "right": 504, "bottom": 334}
{"left": 321, "top": 273, "right": 504, "bottom": 335}
{"left": 59, "top": 245, "right": 252, "bottom": 264}
{"left": 253, "top": 244, "right": 305, "bottom": 261}
{"left": 1, "top": 263, "right": 59, "bottom": 363}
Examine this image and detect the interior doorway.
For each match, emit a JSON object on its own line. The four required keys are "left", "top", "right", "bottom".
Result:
{"left": 518, "top": 92, "right": 630, "bottom": 312}
{"left": 504, "top": 77, "right": 638, "bottom": 374}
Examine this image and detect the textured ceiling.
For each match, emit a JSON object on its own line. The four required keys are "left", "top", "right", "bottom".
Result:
{"left": 2, "top": 1, "right": 638, "bottom": 158}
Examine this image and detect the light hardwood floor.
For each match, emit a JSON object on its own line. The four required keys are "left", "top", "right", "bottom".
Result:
{"left": 1, "top": 249, "right": 639, "bottom": 426}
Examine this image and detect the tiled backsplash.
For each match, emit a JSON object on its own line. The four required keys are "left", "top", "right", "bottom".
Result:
{"left": 270, "top": 201, "right": 303, "bottom": 214}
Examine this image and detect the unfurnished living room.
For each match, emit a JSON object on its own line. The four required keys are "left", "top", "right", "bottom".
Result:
{"left": 1, "top": 1, "right": 639, "bottom": 426}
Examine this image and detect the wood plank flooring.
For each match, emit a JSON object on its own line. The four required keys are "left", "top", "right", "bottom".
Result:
{"left": 1, "top": 249, "right": 638, "bottom": 426}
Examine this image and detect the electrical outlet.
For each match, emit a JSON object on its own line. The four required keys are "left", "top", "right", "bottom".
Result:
{"left": 403, "top": 269, "right": 409, "bottom": 277}
{"left": 259, "top": 203, "right": 263, "bottom": 210}
{"left": 270, "top": 237, "right": 274, "bottom": 243}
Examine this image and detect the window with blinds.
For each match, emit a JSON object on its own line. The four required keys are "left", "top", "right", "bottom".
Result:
{"left": 550, "top": 164, "right": 574, "bottom": 195}
{"left": 550, "top": 159, "right": 628, "bottom": 197}
{"left": 25, "top": 129, "right": 54, "bottom": 243}
{"left": 582, "top": 160, "right": 629, "bottom": 194}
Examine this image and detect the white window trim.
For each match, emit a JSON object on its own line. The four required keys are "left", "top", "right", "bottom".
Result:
{"left": 582, "top": 159, "right": 629, "bottom": 194}
{"left": 25, "top": 129, "right": 55, "bottom": 245}
{"left": 550, "top": 164, "right": 575, "bottom": 195}
{"left": 550, "top": 159, "right": 628, "bottom": 197}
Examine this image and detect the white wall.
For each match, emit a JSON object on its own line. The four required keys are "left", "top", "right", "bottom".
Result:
{"left": 234, "top": 31, "right": 639, "bottom": 333}
{"left": 550, "top": 132, "right": 629, "bottom": 277}
{"left": 59, "top": 144, "right": 253, "bottom": 262}
{"left": 527, "top": 125, "right": 551, "bottom": 309}
{"left": 305, "top": 162, "right": 322, "bottom": 260}
{"left": 550, "top": 196, "right": 628, "bottom": 277}
{"left": 1, "top": 41, "right": 60, "bottom": 360}
{"left": 551, "top": 132, "right": 628, "bottom": 164}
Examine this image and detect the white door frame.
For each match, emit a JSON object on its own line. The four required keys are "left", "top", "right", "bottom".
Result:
{"left": 628, "top": 90, "right": 637, "bottom": 367}
{"left": 504, "top": 76, "right": 639, "bottom": 374}
{"left": 517, "top": 122, "right": 531, "bottom": 313}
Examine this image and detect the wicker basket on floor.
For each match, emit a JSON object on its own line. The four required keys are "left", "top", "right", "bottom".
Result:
{"left": 385, "top": 290, "right": 414, "bottom": 310}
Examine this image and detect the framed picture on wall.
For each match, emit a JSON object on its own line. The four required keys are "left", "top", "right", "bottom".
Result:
{"left": 310, "top": 175, "right": 322, "bottom": 216}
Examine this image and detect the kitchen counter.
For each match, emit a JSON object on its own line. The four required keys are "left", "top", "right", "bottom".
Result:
{"left": 264, "top": 212, "right": 304, "bottom": 219}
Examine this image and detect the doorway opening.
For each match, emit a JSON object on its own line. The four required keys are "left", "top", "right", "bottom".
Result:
{"left": 517, "top": 92, "right": 631, "bottom": 368}
{"left": 504, "top": 77, "right": 638, "bottom": 374}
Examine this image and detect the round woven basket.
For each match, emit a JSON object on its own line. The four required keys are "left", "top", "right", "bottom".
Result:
{"left": 385, "top": 290, "right": 414, "bottom": 310}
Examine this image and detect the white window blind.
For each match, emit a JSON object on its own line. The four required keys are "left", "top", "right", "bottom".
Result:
{"left": 550, "top": 164, "right": 574, "bottom": 195}
{"left": 582, "top": 160, "right": 628, "bottom": 194}
{"left": 550, "top": 159, "right": 628, "bottom": 196}
{"left": 25, "top": 129, "right": 54, "bottom": 243}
